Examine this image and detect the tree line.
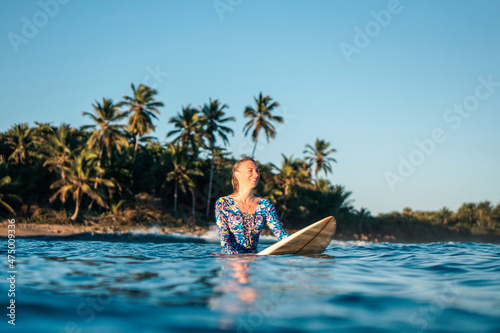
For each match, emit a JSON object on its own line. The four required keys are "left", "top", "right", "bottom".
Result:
{"left": 0, "top": 83, "right": 498, "bottom": 241}
{"left": 0, "top": 84, "right": 341, "bottom": 225}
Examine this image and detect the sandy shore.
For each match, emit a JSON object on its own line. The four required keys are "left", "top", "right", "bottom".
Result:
{"left": 0, "top": 220, "right": 207, "bottom": 237}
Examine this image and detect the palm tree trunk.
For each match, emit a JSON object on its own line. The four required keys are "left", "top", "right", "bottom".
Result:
{"left": 251, "top": 139, "right": 258, "bottom": 158}
{"left": 89, "top": 142, "right": 104, "bottom": 210}
{"left": 97, "top": 142, "right": 103, "bottom": 168}
{"left": 205, "top": 154, "right": 214, "bottom": 218}
{"left": 71, "top": 191, "right": 81, "bottom": 221}
{"left": 252, "top": 140, "right": 257, "bottom": 158}
{"left": 88, "top": 197, "right": 95, "bottom": 210}
{"left": 280, "top": 184, "right": 289, "bottom": 220}
{"left": 191, "top": 189, "right": 195, "bottom": 217}
{"left": 174, "top": 179, "right": 178, "bottom": 211}
{"left": 132, "top": 133, "right": 140, "bottom": 163}
{"left": 280, "top": 196, "right": 287, "bottom": 220}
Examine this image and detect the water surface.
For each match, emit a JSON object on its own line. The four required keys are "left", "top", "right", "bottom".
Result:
{"left": 1, "top": 232, "right": 499, "bottom": 332}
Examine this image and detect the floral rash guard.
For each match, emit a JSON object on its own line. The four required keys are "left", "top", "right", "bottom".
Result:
{"left": 215, "top": 196, "right": 290, "bottom": 254}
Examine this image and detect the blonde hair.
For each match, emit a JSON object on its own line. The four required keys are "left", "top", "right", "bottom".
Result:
{"left": 231, "top": 157, "right": 257, "bottom": 194}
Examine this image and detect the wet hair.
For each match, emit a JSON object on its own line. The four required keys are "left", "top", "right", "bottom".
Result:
{"left": 231, "top": 157, "right": 257, "bottom": 194}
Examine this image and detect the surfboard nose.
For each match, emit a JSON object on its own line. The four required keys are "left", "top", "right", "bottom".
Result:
{"left": 258, "top": 216, "right": 336, "bottom": 256}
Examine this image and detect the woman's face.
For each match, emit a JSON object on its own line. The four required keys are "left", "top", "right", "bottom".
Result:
{"left": 236, "top": 160, "right": 260, "bottom": 190}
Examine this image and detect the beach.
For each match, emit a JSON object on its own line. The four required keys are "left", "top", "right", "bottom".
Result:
{"left": 0, "top": 220, "right": 207, "bottom": 237}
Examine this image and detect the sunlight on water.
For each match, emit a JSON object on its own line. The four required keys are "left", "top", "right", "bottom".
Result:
{"left": 0, "top": 233, "right": 499, "bottom": 333}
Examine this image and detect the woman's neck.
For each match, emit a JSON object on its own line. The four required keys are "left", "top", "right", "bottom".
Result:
{"left": 233, "top": 188, "right": 255, "bottom": 202}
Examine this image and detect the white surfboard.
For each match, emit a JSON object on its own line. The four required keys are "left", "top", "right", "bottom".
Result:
{"left": 257, "top": 216, "right": 336, "bottom": 256}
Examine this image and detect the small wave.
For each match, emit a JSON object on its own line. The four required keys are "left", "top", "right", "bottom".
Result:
{"left": 199, "top": 226, "right": 220, "bottom": 243}
{"left": 21, "top": 231, "right": 207, "bottom": 244}
{"left": 17, "top": 225, "right": 322, "bottom": 246}
{"left": 197, "top": 225, "right": 280, "bottom": 244}
{"left": 330, "top": 240, "right": 374, "bottom": 246}
{"left": 129, "top": 226, "right": 164, "bottom": 235}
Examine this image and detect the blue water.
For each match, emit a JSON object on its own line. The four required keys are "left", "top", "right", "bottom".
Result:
{"left": 1, "top": 231, "right": 499, "bottom": 333}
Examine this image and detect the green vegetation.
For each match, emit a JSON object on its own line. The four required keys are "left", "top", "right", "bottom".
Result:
{"left": 243, "top": 92, "right": 283, "bottom": 158}
{"left": 0, "top": 84, "right": 499, "bottom": 243}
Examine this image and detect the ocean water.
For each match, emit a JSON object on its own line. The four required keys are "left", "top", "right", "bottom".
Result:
{"left": 1, "top": 230, "right": 499, "bottom": 333}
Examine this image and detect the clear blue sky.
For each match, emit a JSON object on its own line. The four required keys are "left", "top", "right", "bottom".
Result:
{"left": 1, "top": 0, "right": 499, "bottom": 215}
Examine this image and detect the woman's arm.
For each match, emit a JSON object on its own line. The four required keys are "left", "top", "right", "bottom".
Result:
{"left": 263, "top": 200, "right": 290, "bottom": 241}
{"left": 215, "top": 198, "right": 238, "bottom": 254}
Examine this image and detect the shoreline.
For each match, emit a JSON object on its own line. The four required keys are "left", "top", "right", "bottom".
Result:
{"left": 2, "top": 221, "right": 498, "bottom": 244}
{"left": 0, "top": 221, "right": 208, "bottom": 237}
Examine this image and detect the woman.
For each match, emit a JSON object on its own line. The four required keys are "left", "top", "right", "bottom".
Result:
{"left": 215, "top": 157, "right": 289, "bottom": 254}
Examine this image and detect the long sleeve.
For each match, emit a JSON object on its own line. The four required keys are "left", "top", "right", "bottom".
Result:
{"left": 263, "top": 199, "right": 290, "bottom": 241}
{"left": 215, "top": 198, "right": 238, "bottom": 254}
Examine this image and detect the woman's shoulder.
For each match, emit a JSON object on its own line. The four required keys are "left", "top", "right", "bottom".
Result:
{"left": 216, "top": 196, "right": 236, "bottom": 208}
{"left": 216, "top": 195, "right": 232, "bottom": 203}
{"left": 215, "top": 196, "right": 235, "bottom": 216}
{"left": 258, "top": 197, "right": 274, "bottom": 207}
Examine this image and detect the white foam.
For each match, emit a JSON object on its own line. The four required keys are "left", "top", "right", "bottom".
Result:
{"left": 199, "top": 226, "right": 220, "bottom": 243}
{"left": 125, "top": 225, "right": 281, "bottom": 244}
{"left": 129, "top": 227, "right": 163, "bottom": 235}
{"left": 330, "top": 240, "right": 373, "bottom": 246}
{"left": 128, "top": 227, "right": 203, "bottom": 241}
{"left": 198, "top": 225, "right": 279, "bottom": 244}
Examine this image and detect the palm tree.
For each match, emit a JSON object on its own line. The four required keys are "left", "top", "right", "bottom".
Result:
{"left": 5, "top": 123, "right": 35, "bottom": 164}
{"left": 121, "top": 84, "right": 163, "bottom": 163}
{"left": 457, "top": 203, "right": 477, "bottom": 225}
{"left": 314, "top": 179, "right": 331, "bottom": 193}
{"left": 82, "top": 98, "right": 128, "bottom": 167}
{"left": 243, "top": 92, "right": 283, "bottom": 158}
{"left": 272, "top": 154, "right": 310, "bottom": 219}
{"left": 166, "top": 143, "right": 202, "bottom": 215}
{"left": 402, "top": 207, "right": 413, "bottom": 216}
{"left": 167, "top": 105, "right": 203, "bottom": 156}
{"left": 304, "top": 139, "right": 337, "bottom": 181}
{"left": 212, "top": 146, "right": 232, "bottom": 169}
{"left": 355, "top": 208, "right": 372, "bottom": 218}
{"left": 50, "top": 150, "right": 114, "bottom": 220}
{"left": 42, "top": 124, "right": 80, "bottom": 180}
{"left": 0, "top": 162, "right": 22, "bottom": 216}
{"left": 82, "top": 98, "right": 128, "bottom": 210}
{"left": 101, "top": 151, "right": 132, "bottom": 206}
{"left": 491, "top": 203, "right": 500, "bottom": 231}
{"left": 331, "top": 185, "right": 354, "bottom": 215}
{"left": 257, "top": 162, "right": 282, "bottom": 203}
{"left": 33, "top": 121, "right": 57, "bottom": 140}
{"left": 477, "top": 201, "right": 492, "bottom": 229}
{"left": 436, "top": 207, "right": 453, "bottom": 225}
{"left": 199, "top": 98, "right": 235, "bottom": 218}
